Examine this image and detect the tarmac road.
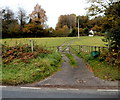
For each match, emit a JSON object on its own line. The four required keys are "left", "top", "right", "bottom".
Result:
{"left": 1, "top": 86, "right": 119, "bottom": 98}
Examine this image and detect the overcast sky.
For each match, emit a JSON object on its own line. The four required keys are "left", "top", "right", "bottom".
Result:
{"left": 0, "top": 0, "right": 90, "bottom": 28}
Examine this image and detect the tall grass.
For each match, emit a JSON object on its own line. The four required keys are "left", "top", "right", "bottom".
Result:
{"left": 2, "top": 52, "right": 62, "bottom": 85}
{"left": 77, "top": 52, "right": 119, "bottom": 81}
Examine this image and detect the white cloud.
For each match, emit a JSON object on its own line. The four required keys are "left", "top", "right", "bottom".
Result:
{"left": 0, "top": 0, "right": 90, "bottom": 28}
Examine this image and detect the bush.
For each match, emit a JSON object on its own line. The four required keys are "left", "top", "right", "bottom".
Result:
{"left": 2, "top": 44, "right": 51, "bottom": 64}
{"left": 99, "top": 49, "right": 120, "bottom": 66}
{"left": 84, "top": 28, "right": 89, "bottom": 36}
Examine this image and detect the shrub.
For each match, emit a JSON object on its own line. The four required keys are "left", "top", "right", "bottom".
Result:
{"left": 84, "top": 28, "right": 89, "bottom": 36}
{"left": 2, "top": 44, "right": 51, "bottom": 64}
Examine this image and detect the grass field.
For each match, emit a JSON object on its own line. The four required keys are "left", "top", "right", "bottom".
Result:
{"left": 1, "top": 37, "right": 76, "bottom": 47}
{"left": 71, "top": 36, "right": 106, "bottom": 46}
{"left": 1, "top": 36, "right": 106, "bottom": 47}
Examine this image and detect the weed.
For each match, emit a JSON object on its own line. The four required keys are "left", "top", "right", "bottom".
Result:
{"left": 65, "top": 53, "right": 78, "bottom": 68}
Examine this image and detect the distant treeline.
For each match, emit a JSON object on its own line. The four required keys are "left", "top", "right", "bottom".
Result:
{"left": 1, "top": 2, "right": 119, "bottom": 38}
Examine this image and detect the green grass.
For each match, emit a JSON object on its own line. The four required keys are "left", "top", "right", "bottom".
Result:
{"left": 72, "top": 36, "right": 106, "bottom": 46}
{"left": 65, "top": 53, "right": 78, "bottom": 68}
{"left": 1, "top": 36, "right": 106, "bottom": 47}
{"left": 2, "top": 52, "right": 62, "bottom": 85}
{"left": 1, "top": 36, "right": 106, "bottom": 53}
{"left": 1, "top": 37, "right": 77, "bottom": 47}
{"left": 77, "top": 52, "right": 119, "bottom": 81}
{"left": 68, "top": 36, "right": 107, "bottom": 54}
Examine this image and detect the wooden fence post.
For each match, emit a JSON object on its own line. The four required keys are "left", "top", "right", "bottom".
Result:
{"left": 95, "top": 46, "right": 96, "bottom": 51}
{"left": 89, "top": 46, "right": 90, "bottom": 53}
{"left": 57, "top": 46, "right": 60, "bottom": 52}
{"left": 92, "top": 46, "right": 93, "bottom": 51}
{"left": 87, "top": 46, "right": 89, "bottom": 52}
{"left": 79, "top": 45, "right": 80, "bottom": 53}
{"left": 98, "top": 47, "right": 100, "bottom": 54}
{"left": 86, "top": 46, "right": 87, "bottom": 52}
{"left": 30, "top": 40, "right": 34, "bottom": 52}
{"left": 15, "top": 40, "right": 17, "bottom": 46}
{"left": 80, "top": 46, "right": 82, "bottom": 52}
{"left": 82, "top": 46, "right": 85, "bottom": 52}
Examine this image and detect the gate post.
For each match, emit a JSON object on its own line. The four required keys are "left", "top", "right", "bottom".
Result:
{"left": 79, "top": 45, "right": 80, "bottom": 53}
{"left": 57, "top": 46, "right": 60, "bottom": 52}
{"left": 95, "top": 46, "right": 96, "bottom": 51}
{"left": 98, "top": 47, "right": 100, "bottom": 54}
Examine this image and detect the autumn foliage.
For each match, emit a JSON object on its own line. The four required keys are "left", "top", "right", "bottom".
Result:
{"left": 2, "top": 44, "right": 51, "bottom": 64}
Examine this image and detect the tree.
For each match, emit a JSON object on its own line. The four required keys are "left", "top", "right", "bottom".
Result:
{"left": 103, "top": 2, "right": 120, "bottom": 50}
{"left": 87, "top": 0, "right": 119, "bottom": 17}
{"left": 76, "top": 15, "right": 89, "bottom": 28}
{"left": 88, "top": 0, "right": 120, "bottom": 49}
{"left": 29, "top": 3, "right": 47, "bottom": 26}
{"left": 17, "top": 7, "right": 26, "bottom": 29}
{"left": 7, "top": 23, "right": 20, "bottom": 37}
{"left": 54, "top": 25, "right": 70, "bottom": 37}
{"left": 68, "top": 27, "right": 78, "bottom": 37}
{"left": 2, "top": 7, "right": 14, "bottom": 22}
{"left": 62, "top": 25, "right": 70, "bottom": 36}
{"left": 79, "top": 28, "right": 84, "bottom": 36}
{"left": 1, "top": 8, "right": 19, "bottom": 38}
{"left": 88, "top": 0, "right": 120, "bottom": 66}
{"left": 46, "top": 27, "right": 55, "bottom": 37}
{"left": 56, "top": 14, "right": 76, "bottom": 29}
{"left": 23, "top": 23, "right": 44, "bottom": 37}
{"left": 88, "top": 16, "right": 103, "bottom": 27}
{"left": 22, "top": 4, "right": 48, "bottom": 37}
{"left": 84, "top": 28, "right": 89, "bottom": 36}
{"left": 91, "top": 25, "right": 102, "bottom": 32}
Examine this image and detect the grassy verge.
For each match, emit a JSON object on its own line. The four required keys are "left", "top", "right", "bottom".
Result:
{"left": 65, "top": 53, "right": 78, "bottom": 68}
{"left": 2, "top": 44, "right": 62, "bottom": 85}
{"left": 2, "top": 52, "right": 62, "bottom": 85}
{"left": 77, "top": 52, "right": 119, "bottom": 81}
